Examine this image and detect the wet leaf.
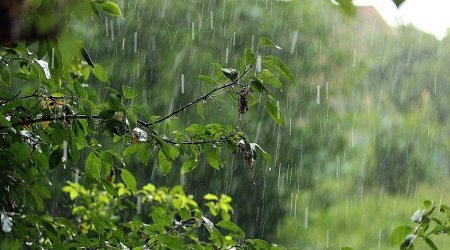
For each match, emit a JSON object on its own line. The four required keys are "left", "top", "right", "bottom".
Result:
{"left": 262, "top": 55, "right": 294, "bottom": 83}
{"left": 259, "top": 37, "right": 282, "bottom": 50}
{"left": 156, "top": 234, "right": 184, "bottom": 250}
{"left": 122, "top": 86, "right": 138, "bottom": 99}
{"left": 92, "top": 64, "right": 108, "bottom": 82}
{"left": 121, "top": 168, "right": 137, "bottom": 191}
{"left": 85, "top": 152, "right": 102, "bottom": 179}
{"left": 204, "top": 194, "right": 219, "bottom": 201}
{"left": 197, "top": 102, "right": 205, "bottom": 119}
{"left": 181, "top": 157, "right": 199, "bottom": 173}
{"left": 100, "top": 1, "right": 123, "bottom": 17}
{"left": 34, "top": 59, "right": 51, "bottom": 79}
{"left": 264, "top": 100, "right": 284, "bottom": 125}
{"left": 49, "top": 149, "right": 63, "bottom": 170}
{"left": 424, "top": 237, "right": 438, "bottom": 250}
{"left": 216, "top": 220, "right": 245, "bottom": 237}
{"left": 221, "top": 68, "right": 238, "bottom": 81}
{"left": 179, "top": 207, "right": 190, "bottom": 221}
{"left": 158, "top": 150, "right": 172, "bottom": 175}
{"left": 0, "top": 65, "right": 11, "bottom": 85}
{"left": 391, "top": 225, "right": 413, "bottom": 246}
{"left": 202, "top": 216, "right": 214, "bottom": 230}
{"left": 245, "top": 49, "right": 256, "bottom": 65}
{"left": 205, "top": 150, "right": 220, "bottom": 169}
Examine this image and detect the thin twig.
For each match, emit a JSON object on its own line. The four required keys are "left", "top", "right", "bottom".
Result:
{"left": 0, "top": 90, "right": 21, "bottom": 104}
{"left": 161, "top": 130, "right": 238, "bottom": 145}
{"left": 142, "top": 64, "right": 254, "bottom": 126}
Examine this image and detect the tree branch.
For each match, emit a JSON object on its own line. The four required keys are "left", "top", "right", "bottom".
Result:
{"left": 141, "top": 64, "right": 254, "bottom": 127}
{"left": 0, "top": 65, "right": 253, "bottom": 130}
{"left": 161, "top": 130, "right": 238, "bottom": 145}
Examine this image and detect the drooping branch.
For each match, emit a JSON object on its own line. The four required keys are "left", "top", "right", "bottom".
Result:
{"left": 143, "top": 64, "right": 254, "bottom": 126}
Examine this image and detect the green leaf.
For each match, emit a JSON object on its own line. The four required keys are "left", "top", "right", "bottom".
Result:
{"left": 245, "top": 49, "right": 256, "bottom": 65}
{"left": 101, "top": 179, "right": 118, "bottom": 197}
{"left": 0, "top": 65, "right": 11, "bottom": 85}
{"left": 340, "top": 247, "right": 355, "bottom": 250}
{"left": 158, "top": 150, "right": 172, "bottom": 175}
{"left": 120, "top": 168, "right": 137, "bottom": 191}
{"left": 205, "top": 150, "right": 220, "bottom": 169}
{"left": 262, "top": 55, "right": 294, "bottom": 83}
{"left": 156, "top": 235, "right": 184, "bottom": 250}
{"left": 261, "top": 69, "right": 282, "bottom": 89}
{"left": 197, "top": 75, "right": 215, "bottom": 85}
{"left": 197, "top": 102, "right": 205, "bottom": 119}
{"left": 85, "top": 152, "right": 102, "bottom": 178}
{"left": 252, "top": 143, "right": 272, "bottom": 163}
{"left": 424, "top": 237, "right": 438, "bottom": 250}
{"left": 391, "top": 225, "right": 413, "bottom": 246}
{"left": 210, "top": 228, "right": 224, "bottom": 246}
{"left": 34, "top": 59, "right": 51, "bottom": 79}
{"left": 99, "top": 1, "right": 123, "bottom": 17}
{"left": 181, "top": 157, "right": 199, "bottom": 173}
{"left": 259, "top": 37, "right": 282, "bottom": 50}
{"left": 92, "top": 64, "right": 108, "bottom": 82}
{"left": 393, "top": 0, "right": 406, "bottom": 7}
{"left": 250, "top": 239, "right": 271, "bottom": 248}
{"left": 264, "top": 101, "right": 284, "bottom": 125}
{"left": 221, "top": 68, "right": 238, "bottom": 81}
{"left": 216, "top": 220, "right": 245, "bottom": 237}
{"left": 49, "top": 149, "right": 63, "bottom": 170}
{"left": 204, "top": 193, "right": 219, "bottom": 201}
{"left": 10, "top": 143, "right": 31, "bottom": 163}
{"left": 250, "top": 78, "right": 275, "bottom": 100}
{"left": 179, "top": 207, "right": 190, "bottom": 221}
{"left": 122, "top": 86, "right": 138, "bottom": 99}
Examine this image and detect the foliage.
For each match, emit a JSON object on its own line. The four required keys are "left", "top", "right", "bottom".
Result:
{"left": 392, "top": 201, "right": 450, "bottom": 250}
{"left": 1, "top": 181, "right": 284, "bottom": 249}
{"left": 0, "top": 0, "right": 292, "bottom": 249}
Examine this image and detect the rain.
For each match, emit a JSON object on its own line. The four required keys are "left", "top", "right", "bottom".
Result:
{"left": 1, "top": 0, "right": 450, "bottom": 249}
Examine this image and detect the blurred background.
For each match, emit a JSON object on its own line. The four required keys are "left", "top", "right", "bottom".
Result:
{"left": 69, "top": 0, "right": 450, "bottom": 249}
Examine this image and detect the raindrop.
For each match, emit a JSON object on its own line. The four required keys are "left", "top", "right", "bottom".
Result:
{"left": 181, "top": 74, "right": 185, "bottom": 94}
{"left": 256, "top": 55, "right": 261, "bottom": 73}
{"left": 225, "top": 47, "right": 229, "bottom": 64}
{"left": 136, "top": 195, "right": 141, "bottom": 214}
{"left": 122, "top": 38, "right": 125, "bottom": 50}
{"left": 110, "top": 20, "right": 114, "bottom": 41}
{"left": 74, "top": 168, "right": 79, "bottom": 183}
{"left": 370, "top": 22, "right": 376, "bottom": 46}
{"left": 51, "top": 48, "right": 55, "bottom": 69}
{"left": 336, "top": 155, "right": 341, "bottom": 179}
{"left": 191, "top": 22, "right": 195, "bottom": 40}
{"left": 378, "top": 228, "right": 382, "bottom": 249}
{"left": 304, "top": 206, "right": 309, "bottom": 229}
{"left": 233, "top": 32, "right": 236, "bottom": 46}
{"left": 251, "top": 34, "right": 255, "bottom": 51}
{"left": 105, "top": 17, "right": 109, "bottom": 37}
{"left": 134, "top": 32, "right": 138, "bottom": 53}
{"left": 62, "top": 140, "right": 68, "bottom": 163}
{"left": 326, "top": 81, "right": 329, "bottom": 100}
{"left": 433, "top": 76, "right": 437, "bottom": 94}
{"left": 317, "top": 85, "right": 321, "bottom": 105}
{"left": 210, "top": 10, "right": 214, "bottom": 30}
{"left": 290, "top": 30, "right": 298, "bottom": 54}
{"left": 326, "top": 229, "right": 330, "bottom": 248}
{"left": 353, "top": 48, "right": 357, "bottom": 67}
